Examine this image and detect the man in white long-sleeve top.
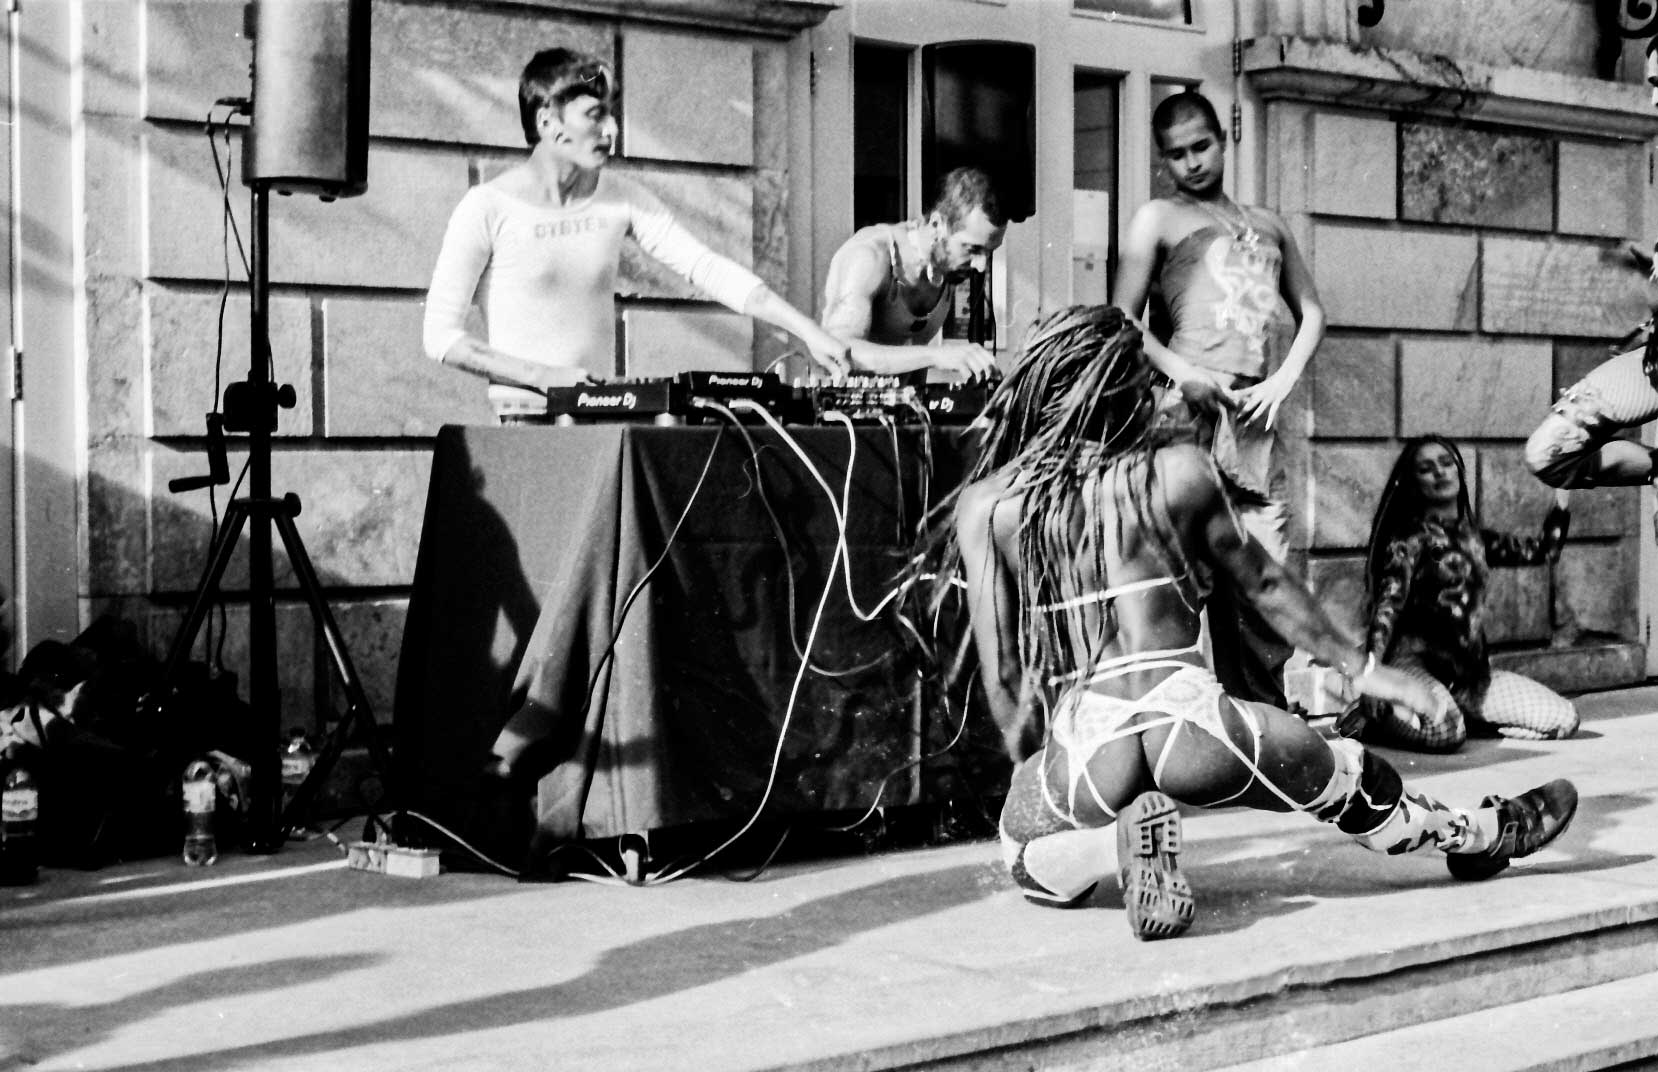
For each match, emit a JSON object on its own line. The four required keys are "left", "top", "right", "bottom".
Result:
{"left": 422, "top": 47, "right": 849, "bottom": 420}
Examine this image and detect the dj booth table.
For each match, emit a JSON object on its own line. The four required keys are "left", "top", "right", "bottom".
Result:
{"left": 392, "top": 422, "right": 1001, "bottom": 872}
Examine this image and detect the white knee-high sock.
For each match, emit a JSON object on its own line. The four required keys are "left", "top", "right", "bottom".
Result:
{"left": 1303, "top": 738, "right": 1495, "bottom": 855}
{"left": 1002, "top": 826, "right": 1117, "bottom": 903}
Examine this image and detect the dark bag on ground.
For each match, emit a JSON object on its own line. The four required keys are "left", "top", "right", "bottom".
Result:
{"left": 0, "top": 617, "right": 249, "bottom": 868}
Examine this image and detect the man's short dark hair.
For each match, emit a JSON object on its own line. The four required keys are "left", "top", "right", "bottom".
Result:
{"left": 930, "top": 167, "right": 1006, "bottom": 231}
{"left": 519, "top": 48, "right": 615, "bottom": 146}
{"left": 1151, "top": 90, "right": 1223, "bottom": 149}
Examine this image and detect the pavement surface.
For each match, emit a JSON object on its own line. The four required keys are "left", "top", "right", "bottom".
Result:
{"left": 4, "top": 684, "right": 1658, "bottom": 1072}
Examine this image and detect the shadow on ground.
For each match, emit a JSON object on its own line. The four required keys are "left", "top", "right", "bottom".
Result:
{"left": 53, "top": 863, "right": 997, "bottom": 1072}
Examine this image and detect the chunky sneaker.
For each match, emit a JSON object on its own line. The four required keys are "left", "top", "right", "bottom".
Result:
{"left": 1117, "top": 791, "right": 1195, "bottom": 940}
{"left": 1447, "top": 778, "right": 1578, "bottom": 882}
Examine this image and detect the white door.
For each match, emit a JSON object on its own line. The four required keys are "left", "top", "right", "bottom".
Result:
{"left": 11, "top": 3, "right": 81, "bottom": 660}
{"left": 0, "top": 5, "right": 17, "bottom": 667}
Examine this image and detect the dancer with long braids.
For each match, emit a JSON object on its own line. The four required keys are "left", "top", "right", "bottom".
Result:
{"left": 923, "top": 304, "right": 1577, "bottom": 940}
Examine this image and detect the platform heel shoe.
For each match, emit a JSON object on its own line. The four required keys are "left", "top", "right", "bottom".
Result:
{"left": 1447, "top": 779, "right": 1578, "bottom": 882}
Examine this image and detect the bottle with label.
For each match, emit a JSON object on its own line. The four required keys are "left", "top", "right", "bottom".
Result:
{"left": 281, "top": 728, "right": 316, "bottom": 801}
{"left": 1, "top": 747, "right": 40, "bottom": 885}
{"left": 181, "top": 758, "right": 218, "bottom": 867}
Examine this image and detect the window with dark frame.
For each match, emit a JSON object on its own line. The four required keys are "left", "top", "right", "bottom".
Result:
{"left": 1074, "top": 0, "right": 1192, "bottom": 24}
{"left": 1073, "top": 69, "right": 1119, "bottom": 303}
{"left": 852, "top": 42, "right": 911, "bottom": 231}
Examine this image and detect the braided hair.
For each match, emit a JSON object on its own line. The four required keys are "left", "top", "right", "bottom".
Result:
{"left": 909, "top": 304, "right": 1195, "bottom": 697}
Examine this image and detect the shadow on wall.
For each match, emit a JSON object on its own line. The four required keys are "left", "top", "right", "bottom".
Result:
{"left": 78, "top": 437, "right": 538, "bottom": 767}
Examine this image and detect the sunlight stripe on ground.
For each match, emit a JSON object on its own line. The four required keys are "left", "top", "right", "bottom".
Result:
{"left": 62, "top": 859, "right": 350, "bottom": 904}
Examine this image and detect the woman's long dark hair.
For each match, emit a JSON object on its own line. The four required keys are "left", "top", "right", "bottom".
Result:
{"left": 1362, "top": 434, "right": 1473, "bottom": 617}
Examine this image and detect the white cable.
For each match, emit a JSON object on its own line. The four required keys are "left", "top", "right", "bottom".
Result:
{"left": 728, "top": 399, "right": 912, "bottom": 623}
{"left": 643, "top": 417, "right": 844, "bottom": 884}
{"left": 644, "top": 533, "right": 840, "bottom": 884}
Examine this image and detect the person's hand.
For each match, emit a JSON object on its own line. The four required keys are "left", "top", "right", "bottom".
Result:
{"left": 1354, "top": 663, "right": 1441, "bottom": 723}
{"left": 1174, "top": 366, "right": 1237, "bottom": 413}
{"left": 530, "top": 366, "right": 593, "bottom": 389}
{"left": 1622, "top": 238, "right": 1657, "bottom": 281}
{"left": 1235, "top": 370, "right": 1296, "bottom": 429}
{"left": 934, "top": 342, "right": 999, "bottom": 383}
{"left": 801, "top": 326, "right": 852, "bottom": 381}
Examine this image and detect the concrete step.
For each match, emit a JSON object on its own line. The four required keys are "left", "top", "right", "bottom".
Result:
{"left": 1214, "top": 970, "right": 1658, "bottom": 1072}
{"left": 1491, "top": 639, "right": 1646, "bottom": 695}
{"left": 885, "top": 904, "right": 1658, "bottom": 1071}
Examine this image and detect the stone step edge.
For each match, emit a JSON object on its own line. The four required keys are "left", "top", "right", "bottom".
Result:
{"left": 1211, "top": 968, "right": 1658, "bottom": 1072}
{"left": 764, "top": 899, "right": 1658, "bottom": 1072}
{"left": 1491, "top": 639, "right": 1645, "bottom": 695}
{"left": 1289, "top": 641, "right": 1646, "bottom": 718}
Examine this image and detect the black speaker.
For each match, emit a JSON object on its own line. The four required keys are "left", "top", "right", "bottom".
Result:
{"left": 921, "top": 41, "right": 1036, "bottom": 223}
{"left": 244, "top": 0, "right": 370, "bottom": 199}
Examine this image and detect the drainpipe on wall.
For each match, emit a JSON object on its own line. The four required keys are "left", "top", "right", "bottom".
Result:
{"left": 1230, "top": 0, "right": 1244, "bottom": 200}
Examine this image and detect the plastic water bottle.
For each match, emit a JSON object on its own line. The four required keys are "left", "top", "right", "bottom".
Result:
{"left": 182, "top": 758, "right": 218, "bottom": 866}
{"left": 281, "top": 729, "right": 316, "bottom": 802}
{"left": 0, "top": 750, "right": 40, "bottom": 885}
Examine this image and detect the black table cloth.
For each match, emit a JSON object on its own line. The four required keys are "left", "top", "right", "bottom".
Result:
{"left": 393, "top": 423, "right": 998, "bottom": 869}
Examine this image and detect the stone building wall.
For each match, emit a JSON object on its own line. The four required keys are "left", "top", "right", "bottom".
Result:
{"left": 78, "top": 0, "right": 818, "bottom": 733}
{"left": 1246, "top": 34, "right": 1658, "bottom": 690}
{"left": 1251, "top": 0, "right": 1649, "bottom": 81}
{"left": 53, "top": 0, "right": 1658, "bottom": 740}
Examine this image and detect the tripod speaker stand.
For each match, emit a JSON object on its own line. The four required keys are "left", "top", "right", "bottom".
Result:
{"left": 150, "top": 0, "right": 380, "bottom": 853}
{"left": 158, "top": 177, "right": 391, "bottom": 853}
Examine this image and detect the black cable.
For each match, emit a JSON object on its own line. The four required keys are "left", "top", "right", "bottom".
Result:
{"left": 562, "top": 424, "right": 729, "bottom": 793}
{"left": 205, "top": 106, "right": 252, "bottom": 279}
{"left": 910, "top": 403, "right": 936, "bottom": 537}
{"left": 204, "top": 104, "right": 272, "bottom": 382}
{"left": 819, "top": 670, "right": 978, "bottom": 835}
{"left": 880, "top": 415, "right": 905, "bottom": 543}
{"left": 718, "top": 825, "right": 790, "bottom": 883}
{"left": 202, "top": 105, "right": 251, "bottom": 675}
{"left": 644, "top": 412, "right": 849, "bottom": 885}
{"left": 645, "top": 405, "right": 965, "bottom": 881}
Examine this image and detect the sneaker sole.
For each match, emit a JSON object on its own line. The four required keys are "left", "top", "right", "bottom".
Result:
{"left": 1117, "top": 791, "right": 1195, "bottom": 940}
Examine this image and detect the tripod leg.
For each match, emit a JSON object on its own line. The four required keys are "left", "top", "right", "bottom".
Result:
{"left": 271, "top": 509, "right": 393, "bottom": 832}
{"left": 150, "top": 500, "right": 288, "bottom": 853}
{"left": 160, "top": 503, "right": 250, "bottom": 680}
